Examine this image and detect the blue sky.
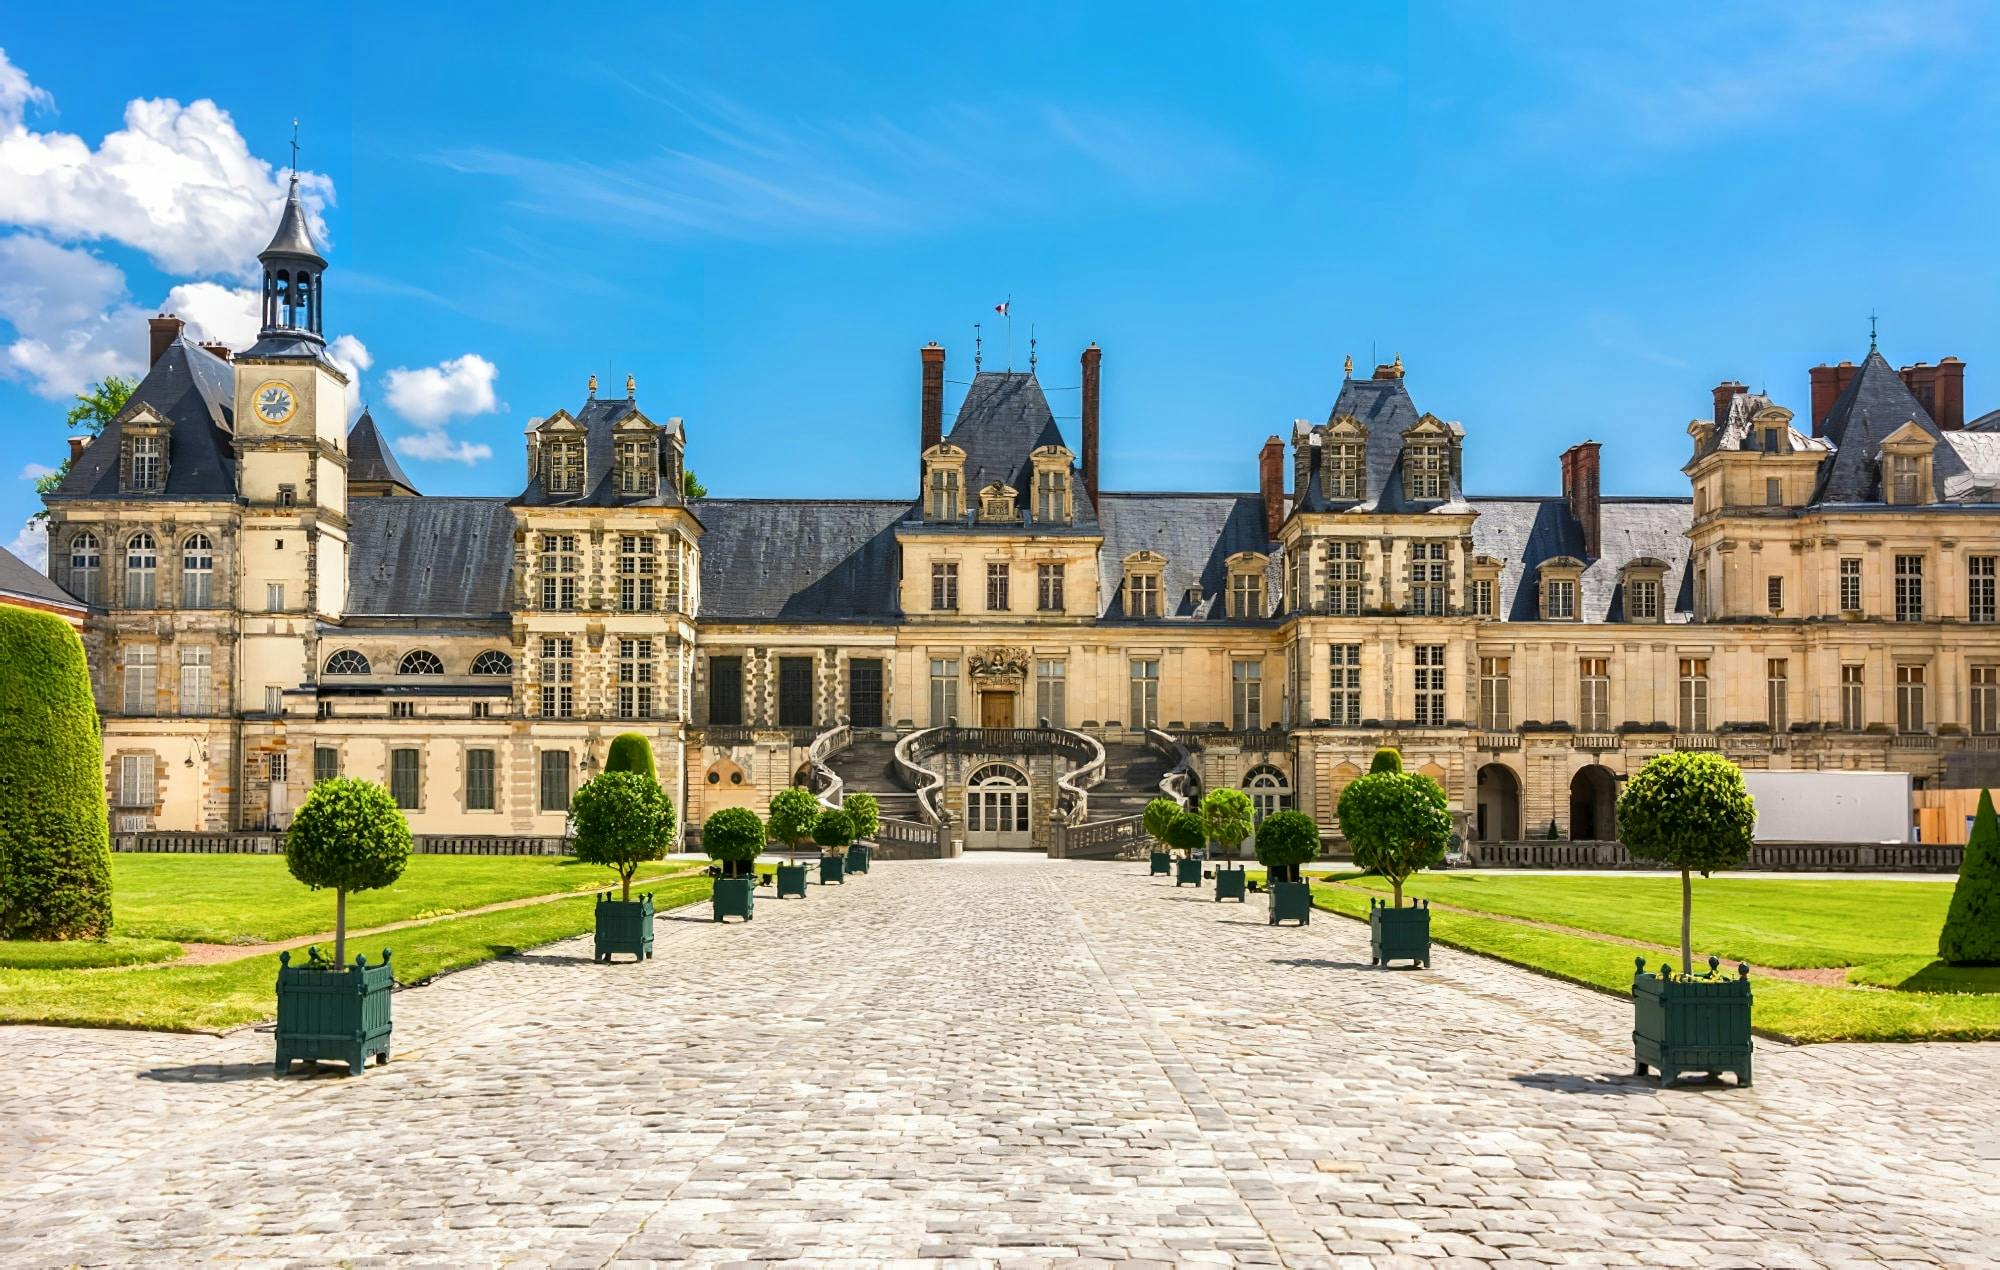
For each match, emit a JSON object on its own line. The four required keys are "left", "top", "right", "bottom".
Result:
{"left": 4, "top": 3, "right": 1998, "bottom": 565}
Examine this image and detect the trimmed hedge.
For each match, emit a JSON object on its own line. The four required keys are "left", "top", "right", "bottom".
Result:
{"left": 0, "top": 605, "right": 111, "bottom": 939}
{"left": 1940, "top": 788, "right": 1999, "bottom": 965}
{"left": 843, "top": 791, "right": 880, "bottom": 842}
{"left": 813, "top": 808, "right": 856, "bottom": 851}
{"left": 767, "top": 786, "right": 820, "bottom": 852}
{"left": 703, "top": 806, "right": 764, "bottom": 878}
{"left": 605, "top": 732, "right": 656, "bottom": 780}
{"left": 569, "top": 770, "right": 674, "bottom": 900}
{"left": 1254, "top": 810, "right": 1320, "bottom": 884}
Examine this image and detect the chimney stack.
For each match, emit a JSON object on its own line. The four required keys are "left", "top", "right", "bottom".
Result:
{"left": 1560, "top": 441, "right": 1602, "bottom": 559}
{"left": 199, "top": 341, "right": 233, "bottom": 362}
{"left": 1258, "top": 435, "right": 1285, "bottom": 540}
{"left": 1711, "top": 380, "right": 1747, "bottom": 428}
{"left": 1897, "top": 357, "right": 1966, "bottom": 429}
{"left": 920, "top": 343, "right": 945, "bottom": 474}
{"left": 67, "top": 435, "right": 91, "bottom": 463}
{"left": 1080, "top": 343, "right": 1101, "bottom": 505}
{"left": 148, "top": 314, "right": 184, "bottom": 368}
{"left": 1808, "top": 360, "right": 1860, "bottom": 436}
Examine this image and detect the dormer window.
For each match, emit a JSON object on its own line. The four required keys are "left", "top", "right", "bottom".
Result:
{"left": 1122, "top": 551, "right": 1165, "bottom": 618}
{"left": 1879, "top": 423, "right": 1936, "bottom": 507}
{"left": 1030, "top": 446, "right": 1074, "bottom": 525}
{"left": 978, "top": 483, "right": 1017, "bottom": 523}
{"left": 1225, "top": 553, "right": 1270, "bottom": 619}
{"left": 617, "top": 437, "right": 655, "bottom": 496}
{"left": 1323, "top": 418, "right": 1366, "bottom": 501}
{"left": 547, "top": 440, "right": 585, "bottom": 494}
{"left": 131, "top": 437, "right": 161, "bottom": 490}
{"left": 1539, "top": 556, "right": 1586, "bottom": 622}
{"left": 120, "top": 415, "right": 170, "bottom": 494}
{"left": 1467, "top": 555, "right": 1503, "bottom": 618}
{"left": 924, "top": 444, "right": 966, "bottom": 522}
{"left": 1890, "top": 454, "right": 1921, "bottom": 504}
{"left": 1403, "top": 423, "right": 1450, "bottom": 501}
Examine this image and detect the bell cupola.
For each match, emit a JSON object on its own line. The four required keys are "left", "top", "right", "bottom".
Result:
{"left": 257, "top": 176, "right": 326, "bottom": 344}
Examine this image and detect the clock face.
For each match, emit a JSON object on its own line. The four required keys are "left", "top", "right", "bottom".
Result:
{"left": 254, "top": 381, "right": 298, "bottom": 425}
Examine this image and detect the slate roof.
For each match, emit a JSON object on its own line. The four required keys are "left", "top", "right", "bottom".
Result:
{"left": 1700, "top": 391, "right": 1830, "bottom": 456}
{"left": 1293, "top": 372, "right": 1467, "bottom": 515}
{"left": 1469, "top": 496, "right": 1694, "bottom": 622}
{"left": 1811, "top": 350, "right": 1970, "bottom": 504}
{"left": 1097, "top": 493, "right": 1278, "bottom": 620}
{"left": 1966, "top": 407, "right": 2000, "bottom": 432}
{"left": 261, "top": 178, "right": 325, "bottom": 263}
{"left": 49, "top": 338, "right": 238, "bottom": 503}
{"left": 1940, "top": 432, "right": 2000, "bottom": 501}
{"left": 513, "top": 392, "right": 686, "bottom": 508}
{"left": 0, "top": 542, "right": 83, "bottom": 612}
{"left": 911, "top": 372, "right": 1096, "bottom": 529}
{"left": 693, "top": 499, "right": 906, "bottom": 622}
{"left": 346, "top": 410, "right": 418, "bottom": 495}
{"left": 346, "top": 497, "right": 515, "bottom": 617}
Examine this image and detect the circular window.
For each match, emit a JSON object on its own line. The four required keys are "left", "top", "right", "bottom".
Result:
{"left": 707, "top": 771, "right": 720, "bottom": 784}
{"left": 730, "top": 771, "right": 744, "bottom": 785}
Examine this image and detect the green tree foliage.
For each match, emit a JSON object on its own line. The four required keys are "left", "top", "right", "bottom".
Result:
{"left": 1617, "top": 751, "right": 1757, "bottom": 974}
{"left": 1338, "top": 770, "right": 1451, "bottom": 907}
{"left": 702, "top": 806, "right": 764, "bottom": 878}
{"left": 1143, "top": 797, "right": 1182, "bottom": 846}
{"left": 842, "top": 791, "right": 880, "bottom": 842}
{"left": 1939, "top": 788, "right": 2000, "bottom": 965}
{"left": 1164, "top": 810, "right": 1206, "bottom": 856}
{"left": 0, "top": 605, "right": 111, "bottom": 940}
{"left": 813, "top": 808, "right": 856, "bottom": 852}
{"left": 284, "top": 777, "right": 411, "bottom": 964}
{"left": 683, "top": 468, "right": 707, "bottom": 499}
{"left": 1369, "top": 747, "right": 1403, "bottom": 774}
{"left": 604, "top": 733, "right": 656, "bottom": 780}
{"left": 766, "top": 786, "right": 821, "bottom": 855}
{"left": 33, "top": 376, "right": 135, "bottom": 520}
{"left": 1199, "top": 788, "right": 1255, "bottom": 863}
{"left": 1253, "top": 810, "right": 1320, "bottom": 885}
{"left": 568, "top": 770, "right": 674, "bottom": 901}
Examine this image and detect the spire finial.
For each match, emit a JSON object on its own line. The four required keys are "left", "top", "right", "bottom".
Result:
{"left": 1029, "top": 324, "right": 1037, "bottom": 373}
{"left": 289, "top": 118, "right": 300, "bottom": 185}
{"left": 588, "top": 373, "right": 597, "bottom": 396}
{"left": 1343, "top": 354, "right": 1353, "bottom": 378}
{"left": 1393, "top": 352, "right": 1403, "bottom": 376}
{"left": 973, "top": 322, "right": 983, "bottom": 372}
{"left": 626, "top": 373, "right": 635, "bottom": 398}
{"left": 1869, "top": 309, "right": 1879, "bottom": 352}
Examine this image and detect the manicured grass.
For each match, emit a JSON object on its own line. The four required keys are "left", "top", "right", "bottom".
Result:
{"left": 108, "top": 853, "right": 695, "bottom": 943}
{"left": 0, "top": 875, "right": 713, "bottom": 1032}
{"left": 1307, "top": 881, "right": 2000, "bottom": 1043}
{"left": 0, "top": 936, "right": 182, "bottom": 969}
{"left": 1846, "top": 956, "right": 2000, "bottom": 994}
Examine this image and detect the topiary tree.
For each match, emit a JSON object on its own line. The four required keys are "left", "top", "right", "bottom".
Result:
{"left": 1200, "top": 788, "right": 1255, "bottom": 864}
{"left": 843, "top": 791, "right": 880, "bottom": 843}
{"left": 1369, "top": 747, "right": 1403, "bottom": 775}
{"left": 1617, "top": 750, "right": 1756, "bottom": 975}
{"left": 1164, "top": 809, "right": 1206, "bottom": 857}
{"left": 0, "top": 605, "right": 111, "bottom": 940}
{"left": 284, "top": 777, "right": 411, "bottom": 965}
{"left": 569, "top": 770, "right": 674, "bottom": 902}
{"left": 1254, "top": 810, "right": 1320, "bottom": 885}
{"left": 767, "top": 786, "right": 821, "bottom": 859}
{"left": 1338, "top": 769, "right": 1451, "bottom": 908}
{"left": 702, "top": 806, "right": 764, "bottom": 879}
{"left": 813, "top": 808, "right": 855, "bottom": 855}
{"left": 1939, "top": 788, "right": 1999, "bottom": 965}
{"left": 1143, "top": 796, "right": 1181, "bottom": 848}
{"left": 604, "top": 732, "right": 656, "bottom": 780}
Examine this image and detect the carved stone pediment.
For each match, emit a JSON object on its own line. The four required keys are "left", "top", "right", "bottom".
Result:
{"left": 968, "top": 645, "right": 1030, "bottom": 689}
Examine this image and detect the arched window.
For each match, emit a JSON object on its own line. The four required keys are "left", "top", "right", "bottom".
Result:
{"left": 399, "top": 650, "right": 446, "bottom": 675}
{"left": 181, "top": 533, "right": 214, "bottom": 608}
{"left": 1245, "top": 764, "right": 1290, "bottom": 823}
{"left": 470, "top": 649, "right": 514, "bottom": 676}
{"left": 964, "top": 762, "right": 1030, "bottom": 845}
{"left": 323, "top": 649, "right": 371, "bottom": 675}
{"left": 124, "top": 532, "right": 157, "bottom": 608}
{"left": 68, "top": 532, "right": 100, "bottom": 604}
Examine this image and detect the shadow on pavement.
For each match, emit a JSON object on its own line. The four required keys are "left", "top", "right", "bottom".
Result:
{"left": 1508, "top": 1072, "right": 1655, "bottom": 1097}
{"left": 141, "top": 1062, "right": 294, "bottom": 1083}
{"left": 1268, "top": 957, "right": 1380, "bottom": 972}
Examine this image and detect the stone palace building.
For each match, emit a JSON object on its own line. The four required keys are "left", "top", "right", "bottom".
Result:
{"left": 38, "top": 183, "right": 2000, "bottom": 851}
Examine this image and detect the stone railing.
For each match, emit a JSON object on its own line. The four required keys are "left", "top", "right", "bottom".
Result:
{"left": 1465, "top": 839, "right": 1960, "bottom": 873}
{"left": 1051, "top": 729, "right": 1105, "bottom": 825}
{"left": 804, "top": 720, "right": 853, "bottom": 809}
{"left": 894, "top": 726, "right": 1105, "bottom": 828}
{"left": 1476, "top": 732, "right": 1521, "bottom": 751}
{"left": 1148, "top": 727, "right": 1199, "bottom": 806}
{"left": 893, "top": 727, "right": 951, "bottom": 826}
{"left": 1052, "top": 813, "right": 1149, "bottom": 860}
{"left": 875, "top": 815, "right": 952, "bottom": 859}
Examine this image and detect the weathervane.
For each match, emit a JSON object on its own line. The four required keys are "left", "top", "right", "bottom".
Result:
{"left": 1869, "top": 309, "right": 1879, "bottom": 352}
{"left": 1029, "top": 323, "right": 1037, "bottom": 373}
{"left": 289, "top": 118, "right": 300, "bottom": 181}
{"left": 973, "top": 322, "right": 982, "bottom": 372}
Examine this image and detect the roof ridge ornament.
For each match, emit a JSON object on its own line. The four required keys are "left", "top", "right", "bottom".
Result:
{"left": 588, "top": 374, "right": 597, "bottom": 396}
{"left": 626, "top": 374, "right": 636, "bottom": 398}
{"left": 1344, "top": 354, "right": 1352, "bottom": 378}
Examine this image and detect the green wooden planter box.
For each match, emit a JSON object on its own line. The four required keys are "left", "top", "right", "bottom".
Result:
{"left": 846, "top": 843, "right": 871, "bottom": 875}
{"left": 1174, "top": 857, "right": 1203, "bottom": 887}
{"left": 273, "top": 948, "right": 393, "bottom": 1076}
{"left": 1633, "top": 957, "right": 1753, "bottom": 1087}
{"left": 1267, "top": 881, "right": 1312, "bottom": 926}
{"left": 594, "top": 893, "right": 655, "bottom": 963}
{"left": 1369, "top": 898, "right": 1430, "bottom": 967}
{"left": 775, "top": 863, "right": 810, "bottom": 898}
{"left": 1149, "top": 850, "right": 1172, "bottom": 876}
{"left": 712, "top": 876, "right": 756, "bottom": 922}
{"left": 1214, "top": 867, "right": 1247, "bottom": 902}
{"left": 820, "top": 853, "right": 847, "bottom": 884}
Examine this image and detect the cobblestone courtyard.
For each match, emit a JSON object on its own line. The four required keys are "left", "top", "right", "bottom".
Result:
{"left": 3, "top": 856, "right": 1995, "bottom": 1267}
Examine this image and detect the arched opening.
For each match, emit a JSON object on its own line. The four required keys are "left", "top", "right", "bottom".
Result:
{"left": 1475, "top": 763, "right": 1521, "bottom": 842}
{"left": 964, "top": 762, "right": 1031, "bottom": 851}
{"left": 1244, "top": 764, "right": 1289, "bottom": 823}
{"left": 1569, "top": 765, "right": 1618, "bottom": 841}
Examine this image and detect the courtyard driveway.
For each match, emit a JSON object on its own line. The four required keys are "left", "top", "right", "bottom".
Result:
{"left": 2, "top": 855, "right": 1994, "bottom": 1267}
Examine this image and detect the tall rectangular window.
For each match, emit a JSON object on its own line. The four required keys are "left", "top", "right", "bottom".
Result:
{"left": 1766, "top": 576, "right": 1783, "bottom": 613}
{"left": 1329, "top": 644, "right": 1362, "bottom": 726}
{"left": 122, "top": 645, "right": 157, "bottom": 715}
{"left": 1839, "top": 557, "right": 1863, "bottom": 613}
{"left": 1036, "top": 659, "right": 1066, "bottom": 729}
{"left": 1326, "top": 440, "right": 1363, "bottom": 499}
{"left": 707, "top": 656, "right": 743, "bottom": 726}
{"left": 1126, "top": 572, "right": 1160, "bottom": 618}
{"left": 1129, "top": 659, "right": 1160, "bottom": 729}
{"left": 929, "top": 659, "right": 959, "bottom": 726}
{"left": 178, "top": 646, "right": 211, "bottom": 715}
{"left": 539, "top": 749, "right": 571, "bottom": 812}
{"left": 1765, "top": 477, "right": 1782, "bottom": 506}
{"left": 617, "top": 438, "right": 653, "bottom": 495}
{"left": 1037, "top": 563, "right": 1065, "bottom": 612}
{"left": 1840, "top": 664, "right": 1865, "bottom": 730}
{"left": 1627, "top": 579, "right": 1659, "bottom": 622}
{"left": 1469, "top": 577, "right": 1494, "bottom": 617}
{"left": 539, "top": 637, "right": 574, "bottom": 718}
{"left": 1035, "top": 469, "right": 1068, "bottom": 524}
{"left": 618, "top": 535, "right": 657, "bottom": 612}
{"left": 1544, "top": 578, "right": 1576, "bottom": 620}
{"left": 1972, "top": 666, "right": 1999, "bottom": 736}
{"left": 1970, "top": 556, "right": 1996, "bottom": 624}
{"left": 1895, "top": 554, "right": 1924, "bottom": 622}
{"left": 539, "top": 534, "right": 579, "bottom": 610}
{"left": 931, "top": 561, "right": 958, "bottom": 611}
{"left": 927, "top": 466, "right": 962, "bottom": 521}
{"left": 465, "top": 748, "right": 496, "bottom": 811}
{"left": 1579, "top": 657, "right": 1609, "bottom": 732}
{"left": 617, "top": 638, "right": 655, "bottom": 719}
{"left": 1766, "top": 658, "right": 1788, "bottom": 731}
{"left": 1231, "top": 661, "right": 1262, "bottom": 731}
{"left": 124, "top": 534, "right": 157, "bottom": 608}
{"left": 1413, "top": 645, "right": 1445, "bottom": 727}
{"left": 1408, "top": 542, "right": 1448, "bottom": 615}
{"left": 1479, "top": 656, "right": 1511, "bottom": 730}
{"left": 313, "top": 746, "right": 340, "bottom": 784}
{"left": 986, "top": 562, "right": 1009, "bottom": 612}
{"left": 181, "top": 536, "right": 213, "bottom": 607}
{"left": 390, "top": 748, "right": 421, "bottom": 810}
{"left": 116, "top": 754, "right": 156, "bottom": 807}
{"left": 130, "top": 436, "right": 161, "bottom": 491}
{"left": 1891, "top": 454, "right": 1921, "bottom": 504}
{"left": 266, "top": 582, "right": 286, "bottom": 613}
{"left": 848, "top": 658, "right": 884, "bottom": 730}
{"left": 1229, "top": 571, "right": 1266, "bottom": 619}
{"left": 777, "top": 657, "right": 814, "bottom": 727}
{"left": 1327, "top": 540, "right": 1363, "bottom": 615}
{"left": 1896, "top": 664, "right": 1927, "bottom": 734}
{"left": 1678, "top": 657, "right": 1709, "bottom": 733}
{"left": 265, "top": 685, "right": 285, "bottom": 715}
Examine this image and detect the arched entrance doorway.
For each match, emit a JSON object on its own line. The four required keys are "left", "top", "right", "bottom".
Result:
{"left": 1244, "top": 764, "right": 1290, "bottom": 824}
{"left": 1570, "top": 765, "right": 1618, "bottom": 841}
{"left": 964, "top": 762, "right": 1031, "bottom": 850}
{"left": 1475, "top": 763, "right": 1521, "bottom": 842}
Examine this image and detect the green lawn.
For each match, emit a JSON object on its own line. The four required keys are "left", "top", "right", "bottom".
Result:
{"left": 0, "top": 875, "right": 714, "bottom": 1032}
{"left": 0, "top": 936, "right": 183, "bottom": 970}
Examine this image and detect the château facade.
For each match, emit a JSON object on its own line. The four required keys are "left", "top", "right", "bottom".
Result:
{"left": 40, "top": 185, "right": 2000, "bottom": 848}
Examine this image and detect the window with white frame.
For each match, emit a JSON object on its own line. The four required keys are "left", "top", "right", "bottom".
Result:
{"left": 1129, "top": 659, "right": 1160, "bottom": 729}
{"left": 1895, "top": 554, "right": 1924, "bottom": 622}
{"left": 547, "top": 439, "right": 584, "bottom": 494}
{"left": 1479, "top": 656, "right": 1510, "bottom": 730}
{"left": 619, "top": 534, "right": 657, "bottom": 611}
{"left": 1840, "top": 664, "right": 1865, "bottom": 730}
{"left": 1678, "top": 657, "right": 1709, "bottom": 733}
{"left": 1245, "top": 765, "right": 1289, "bottom": 822}
{"left": 931, "top": 561, "right": 958, "bottom": 611}
{"left": 986, "top": 562, "right": 1010, "bottom": 612}
{"left": 1469, "top": 576, "right": 1495, "bottom": 617}
{"left": 1579, "top": 657, "right": 1609, "bottom": 732}
{"left": 1037, "top": 563, "right": 1065, "bottom": 612}
{"left": 927, "top": 462, "right": 963, "bottom": 521}
{"left": 617, "top": 437, "right": 653, "bottom": 495}
{"left": 1970, "top": 555, "right": 1995, "bottom": 624}
{"left": 539, "top": 534, "right": 579, "bottom": 610}
{"left": 1329, "top": 644, "right": 1361, "bottom": 726}
{"left": 130, "top": 435, "right": 162, "bottom": 491}
{"left": 1326, "top": 540, "right": 1363, "bottom": 615}
{"left": 68, "top": 532, "right": 100, "bottom": 604}
{"left": 1228, "top": 569, "right": 1266, "bottom": 619}
{"left": 1405, "top": 438, "right": 1448, "bottom": 500}
{"left": 122, "top": 645, "right": 157, "bottom": 715}
{"left": 116, "top": 754, "right": 157, "bottom": 807}
{"left": 1231, "top": 660, "right": 1262, "bottom": 731}
{"left": 1409, "top": 542, "right": 1449, "bottom": 615}
{"left": 264, "top": 685, "right": 285, "bottom": 715}
{"left": 265, "top": 582, "right": 285, "bottom": 612}
{"left": 1125, "top": 569, "right": 1160, "bottom": 618}
{"left": 1413, "top": 645, "right": 1445, "bottom": 726}
{"left": 179, "top": 646, "right": 211, "bottom": 715}
{"left": 1839, "top": 557, "right": 1863, "bottom": 613}
{"left": 617, "top": 638, "right": 655, "bottom": 719}
{"left": 929, "top": 659, "right": 958, "bottom": 725}
{"left": 1896, "top": 664, "right": 1927, "bottom": 734}
{"left": 1036, "top": 659, "right": 1066, "bottom": 728}
{"left": 180, "top": 534, "right": 213, "bottom": 607}
{"left": 1325, "top": 437, "right": 1363, "bottom": 500}
{"left": 1627, "top": 577, "right": 1660, "bottom": 622}
{"left": 124, "top": 532, "right": 157, "bottom": 608}
{"left": 539, "top": 637, "right": 575, "bottom": 718}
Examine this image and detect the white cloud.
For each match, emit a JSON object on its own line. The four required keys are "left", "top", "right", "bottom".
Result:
{"left": 162, "top": 280, "right": 259, "bottom": 350}
{"left": 7, "top": 518, "right": 47, "bottom": 571}
{"left": 0, "top": 48, "right": 332, "bottom": 277}
{"left": 18, "top": 462, "right": 55, "bottom": 480}
{"left": 0, "top": 234, "right": 145, "bottom": 395}
{"left": 394, "top": 431, "right": 493, "bottom": 465}
{"left": 325, "top": 334, "right": 371, "bottom": 423}
{"left": 382, "top": 353, "right": 500, "bottom": 466}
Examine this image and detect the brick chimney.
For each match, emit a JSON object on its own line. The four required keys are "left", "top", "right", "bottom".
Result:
{"left": 1711, "top": 380, "right": 1747, "bottom": 428}
{"left": 1560, "top": 441, "right": 1602, "bottom": 560}
{"left": 1898, "top": 357, "right": 1965, "bottom": 429}
{"left": 1808, "top": 360, "right": 1859, "bottom": 436}
{"left": 920, "top": 343, "right": 945, "bottom": 473}
{"left": 199, "top": 341, "right": 234, "bottom": 362}
{"left": 148, "top": 314, "right": 184, "bottom": 368}
{"left": 68, "top": 435, "right": 92, "bottom": 463}
{"left": 1080, "top": 343, "right": 1101, "bottom": 505}
{"left": 1258, "top": 436, "right": 1285, "bottom": 540}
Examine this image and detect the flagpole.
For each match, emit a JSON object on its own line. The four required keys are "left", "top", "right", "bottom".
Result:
{"left": 1006, "top": 294, "right": 1013, "bottom": 371}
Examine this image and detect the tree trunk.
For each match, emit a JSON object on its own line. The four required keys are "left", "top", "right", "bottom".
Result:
{"left": 622, "top": 866, "right": 632, "bottom": 902}
{"left": 1680, "top": 867, "right": 1693, "bottom": 976}
{"left": 334, "top": 888, "right": 346, "bottom": 967}
{"left": 1392, "top": 876, "right": 1404, "bottom": 908}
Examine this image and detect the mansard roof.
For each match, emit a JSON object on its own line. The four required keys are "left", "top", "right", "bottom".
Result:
{"left": 1469, "top": 496, "right": 1694, "bottom": 623}
{"left": 513, "top": 391, "right": 685, "bottom": 508}
{"left": 0, "top": 542, "right": 82, "bottom": 613}
{"left": 346, "top": 409, "right": 418, "bottom": 495}
{"left": 1812, "top": 349, "right": 1970, "bottom": 504}
{"left": 929, "top": 371, "right": 1095, "bottom": 527}
{"left": 694, "top": 498, "right": 906, "bottom": 622}
{"left": 1294, "top": 370, "right": 1467, "bottom": 515}
{"left": 49, "top": 337, "right": 237, "bottom": 502}
{"left": 347, "top": 496, "right": 515, "bottom": 617}
{"left": 1097, "top": 493, "right": 1279, "bottom": 621}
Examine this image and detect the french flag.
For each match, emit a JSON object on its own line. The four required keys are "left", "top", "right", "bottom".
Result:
{"left": 994, "top": 300, "right": 1010, "bottom": 316}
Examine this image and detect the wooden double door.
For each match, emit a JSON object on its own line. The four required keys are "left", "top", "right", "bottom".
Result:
{"left": 979, "top": 691, "right": 1014, "bottom": 729}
